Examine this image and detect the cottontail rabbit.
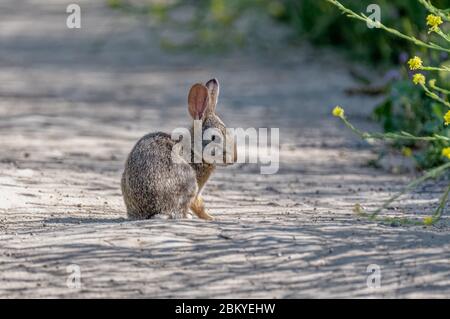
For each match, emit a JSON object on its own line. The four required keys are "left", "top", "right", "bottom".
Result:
{"left": 121, "top": 79, "right": 236, "bottom": 220}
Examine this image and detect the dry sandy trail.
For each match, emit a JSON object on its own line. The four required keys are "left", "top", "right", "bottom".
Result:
{"left": 0, "top": 1, "right": 449, "bottom": 298}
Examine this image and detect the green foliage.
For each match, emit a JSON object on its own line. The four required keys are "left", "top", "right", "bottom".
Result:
{"left": 106, "top": 0, "right": 450, "bottom": 61}
{"left": 374, "top": 80, "right": 449, "bottom": 168}
{"left": 329, "top": 0, "right": 450, "bottom": 225}
{"left": 278, "top": 0, "right": 450, "bottom": 64}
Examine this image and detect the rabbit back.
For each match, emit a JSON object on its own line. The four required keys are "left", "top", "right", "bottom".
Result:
{"left": 121, "top": 132, "right": 197, "bottom": 219}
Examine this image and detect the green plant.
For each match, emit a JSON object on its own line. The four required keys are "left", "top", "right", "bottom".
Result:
{"left": 279, "top": 0, "right": 450, "bottom": 64}
{"left": 374, "top": 79, "right": 449, "bottom": 169}
{"left": 329, "top": 0, "right": 450, "bottom": 226}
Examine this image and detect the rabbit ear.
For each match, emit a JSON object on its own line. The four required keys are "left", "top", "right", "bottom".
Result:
{"left": 188, "top": 83, "right": 209, "bottom": 120}
{"left": 205, "top": 78, "right": 220, "bottom": 112}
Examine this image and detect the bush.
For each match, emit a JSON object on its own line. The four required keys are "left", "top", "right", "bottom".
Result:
{"left": 374, "top": 79, "right": 449, "bottom": 169}
{"left": 278, "top": 0, "right": 450, "bottom": 64}
{"left": 329, "top": 0, "right": 450, "bottom": 225}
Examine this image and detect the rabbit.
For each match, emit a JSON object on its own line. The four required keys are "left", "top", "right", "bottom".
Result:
{"left": 121, "top": 78, "right": 236, "bottom": 220}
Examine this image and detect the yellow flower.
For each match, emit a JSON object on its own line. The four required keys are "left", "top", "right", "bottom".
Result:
{"left": 407, "top": 56, "right": 423, "bottom": 70}
{"left": 423, "top": 216, "right": 434, "bottom": 226}
{"left": 442, "top": 147, "right": 450, "bottom": 159}
{"left": 444, "top": 110, "right": 450, "bottom": 126}
{"left": 332, "top": 106, "right": 344, "bottom": 118}
{"left": 402, "top": 147, "right": 413, "bottom": 157}
{"left": 426, "top": 14, "right": 443, "bottom": 32}
{"left": 412, "top": 73, "right": 425, "bottom": 85}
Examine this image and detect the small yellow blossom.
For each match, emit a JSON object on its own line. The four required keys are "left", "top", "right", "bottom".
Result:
{"left": 423, "top": 216, "right": 434, "bottom": 226}
{"left": 407, "top": 56, "right": 423, "bottom": 70}
{"left": 412, "top": 73, "right": 426, "bottom": 85}
{"left": 442, "top": 147, "right": 450, "bottom": 159}
{"left": 426, "top": 14, "right": 443, "bottom": 32}
{"left": 444, "top": 110, "right": 450, "bottom": 126}
{"left": 332, "top": 106, "right": 344, "bottom": 118}
{"left": 402, "top": 147, "right": 413, "bottom": 157}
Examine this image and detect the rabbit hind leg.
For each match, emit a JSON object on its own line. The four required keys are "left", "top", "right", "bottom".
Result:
{"left": 190, "top": 196, "right": 214, "bottom": 221}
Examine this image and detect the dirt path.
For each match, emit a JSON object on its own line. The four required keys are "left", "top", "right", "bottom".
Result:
{"left": 0, "top": 1, "right": 449, "bottom": 298}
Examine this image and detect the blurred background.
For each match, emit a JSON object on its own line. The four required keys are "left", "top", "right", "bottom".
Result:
{"left": 104, "top": 0, "right": 450, "bottom": 169}
{"left": 2, "top": 0, "right": 450, "bottom": 298}
{"left": 106, "top": 0, "right": 448, "bottom": 62}
{"left": 1, "top": 0, "right": 449, "bottom": 171}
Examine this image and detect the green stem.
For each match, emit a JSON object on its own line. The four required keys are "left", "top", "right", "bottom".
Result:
{"left": 370, "top": 162, "right": 450, "bottom": 218}
{"left": 432, "top": 183, "right": 450, "bottom": 221}
{"left": 326, "top": 0, "right": 450, "bottom": 53}
{"left": 435, "top": 29, "right": 450, "bottom": 43}
{"left": 418, "top": 0, "right": 450, "bottom": 22}
{"left": 429, "top": 82, "right": 450, "bottom": 95}
{"left": 421, "top": 84, "right": 450, "bottom": 108}
{"left": 339, "top": 115, "right": 450, "bottom": 218}
{"left": 340, "top": 116, "right": 450, "bottom": 142}
{"left": 421, "top": 65, "right": 450, "bottom": 72}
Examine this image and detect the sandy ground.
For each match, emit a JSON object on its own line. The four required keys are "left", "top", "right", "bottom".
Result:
{"left": 0, "top": 0, "right": 449, "bottom": 298}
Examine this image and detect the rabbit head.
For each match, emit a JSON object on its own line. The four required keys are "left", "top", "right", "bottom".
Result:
{"left": 188, "top": 78, "right": 237, "bottom": 166}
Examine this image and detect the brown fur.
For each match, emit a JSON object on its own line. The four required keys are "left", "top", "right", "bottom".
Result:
{"left": 121, "top": 79, "right": 235, "bottom": 220}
